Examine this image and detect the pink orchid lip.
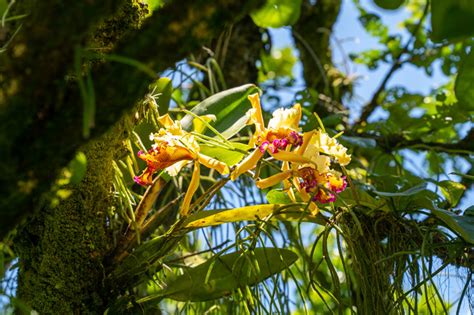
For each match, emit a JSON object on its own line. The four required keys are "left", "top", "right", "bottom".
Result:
{"left": 133, "top": 175, "right": 147, "bottom": 186}
{"left": 289, "top": 131, "right": 303, "bottom": 146}
{"left": 313, "top": 192, "right": 336, "bottom": 203}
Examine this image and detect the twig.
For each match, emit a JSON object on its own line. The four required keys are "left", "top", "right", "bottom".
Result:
{"left": 347, "top": 127, "right": 473, "bottom": 156}
{"left": 353, "top": 1, "right": 430, "bottom": 127}
{"left": 140, "top": 193, "right": 183, "bottom": 237}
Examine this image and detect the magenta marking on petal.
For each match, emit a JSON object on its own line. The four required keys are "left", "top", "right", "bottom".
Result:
{"left": 330, "top": 177, "right": 348, "bottom": 193}
{"left": 313, "top": 191, "right": 336, "bottom": 203}
{"left": 137, "top": 150, "right": 144, "bottom": 157}
{"left": 259, "top": 141, "right": 270, "bottom": 153}
{"left": 289, "top": 131, "right": 303, "bottom": 146}
{"left": 133, "top": 176, "right": 144, "bottom": 186}
{"left": 279, "top": 138, "right": 289, "bottom": 149}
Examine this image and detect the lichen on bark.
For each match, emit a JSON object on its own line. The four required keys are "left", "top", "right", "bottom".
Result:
{"left": 14, "top": 124, "right": 125, "bottom": 314}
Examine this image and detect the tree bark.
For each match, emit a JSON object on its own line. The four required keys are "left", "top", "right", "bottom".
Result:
{"left": 14, "top": 125, "right": 125, "bottom": 314}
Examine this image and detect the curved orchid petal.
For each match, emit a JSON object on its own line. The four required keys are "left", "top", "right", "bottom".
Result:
{"left": 248, "top": 93, "right": 265, "bottom": 133}
{"left": 231, "top": 149, "right": 264, "bottom": 180}
{"left": 198, "top": 153, "right": 229, "bottom": 175}
{"left": 256, "top": 170, "right": 294, "bottom": 189}
{"left": 180, "top": 162, "right": 201, "bottom": 216}
{"left": 267, "top": 103, "right": 301, "bottom": 131}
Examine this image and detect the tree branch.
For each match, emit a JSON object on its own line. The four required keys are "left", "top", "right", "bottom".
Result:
{"left": 350, "top": 127, "right": 474, "bottom": 156}
{"left": 353, "top": 1, "right": 430, "bottom": 127}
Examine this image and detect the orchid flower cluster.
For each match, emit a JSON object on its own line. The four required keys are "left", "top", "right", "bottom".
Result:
{"left": 134, "top": 93, "right": 351, "bottom": 216}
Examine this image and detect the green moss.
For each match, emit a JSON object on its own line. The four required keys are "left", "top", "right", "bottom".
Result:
{"left": 92, "top": 0, "right": 149, "bottom": 49}
{"left": 14, "top": 123, "right": 125, "bottom": 314}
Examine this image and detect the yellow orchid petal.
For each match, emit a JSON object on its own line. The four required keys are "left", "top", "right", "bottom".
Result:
{"left": 180, "top": 162, "right": 200, "bottom": 216}
{"left": 166, "top": 160, "right": 190, "bottom": 177}
{"left": 231, "top": 149, "right": 264, "bottom": 180}
{"left": 297, "top": 131, "right": 315, "bottom": 155}
{"left": 271, "top": 150, "right": 313, "bottom": 164}
{"left": 256, "top": 170, "right": 293, "bottom": 189}
{"left": 267, "top": 103, "right": 302, "bottom": 131}
{"left": 286, "top": 187, "right": 297, "bottom": 202}
{"left": 312, "top": 130, "right": 351, "bottom": 166}
{"left": 192, "top": 114, "right": 216, "bottom": 134}
{"left": 248, "top": 93, "right": 265, "bottom": 133}
{"left": 293, "top": 177, "right": 311, "bottom": 202}
{"left": 133, "top": 167, "right": 155, "bottom": 186}
{"left": 158, "top": 114, "right": 175, "bottom": 129}
{"left": 308, "top": 202, "right": 319, "bottom": 216}
{"left": 166, "top": 145, "right": 195, "bottom": 162}
{"left": 198, "top": 153, "right": 229, "bottom": 175}
{"left": 281, "top": 162, "right": 295, "bottom": 199}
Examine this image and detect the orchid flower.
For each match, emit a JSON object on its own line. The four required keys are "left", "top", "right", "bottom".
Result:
{"left": 134, "top": 114, "right": 229, "bottom": 215}
{"left": 255, "top": 130, "right": 350, "bottom": 212}
{"left": 231, "top": 93, "right": 304, "bottom": 180}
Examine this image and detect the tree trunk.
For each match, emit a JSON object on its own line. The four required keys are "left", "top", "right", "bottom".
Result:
{"left": 292, "top": 0, "right": 347, "bottom": 117}
{"left": 14, "top": 125, "right": 124, "bottom": 314}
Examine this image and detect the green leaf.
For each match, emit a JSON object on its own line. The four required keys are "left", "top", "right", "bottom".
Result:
{"left": 258, "top": 47, "right": 297, "bottom": 83}
{"left": 266, "top": 189, "right": 293, "bottom": 204}
{"left": 143, "top": 0, "right": 164, "bottom": 11}
{"left": 335, "top": 187, "right": 391, "bottom": 213}
{"left": 151, "top": 77, "right": 172, "bottom": 114}
{"left": 358, "top": 13, "right": 389, "bottom": 41}
{"left": 199, "top": 142, "right": 249, "bottom": 167}
{"left": 112, "top": 234, "right": 182, "bottom": 285}
{"left": 431, "top": 0, "right": 474, "bottom": 41}
{"left": 339, "top": 135, "right": 376, "bottom": 149}
{"left": 180, "top": 84, "right": 259, "bottom": 138}
{"left": 250, "top": 0, "right": 302, "bottom": 28}
{"left": 373, "top": 0, "right": 405, "bottom": 10}
{"left": 368, "top": 181, "right": 439, "bottom": 212}
{"left": 68, "top": 152, "right": 87, "bottom": 184}
{"left": 321, "top": 114, "right": 345, "bottom": 128}
{"left": 455, "top": 50, "right": 474, "bottom": 111}
{"left": 143, "top": 247, "right": 298, "bottom": 302}
{"left": 437, "top": 180, "right": 466, "bottom": 207}
{"left": 183, "top": 204, "right": 326, "bottom": 228}
{"left": 464, "top": 206, "right": 474, "bottom": 217}
{"left": 431, "top": 207, "right": 474, "bottom": 244}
